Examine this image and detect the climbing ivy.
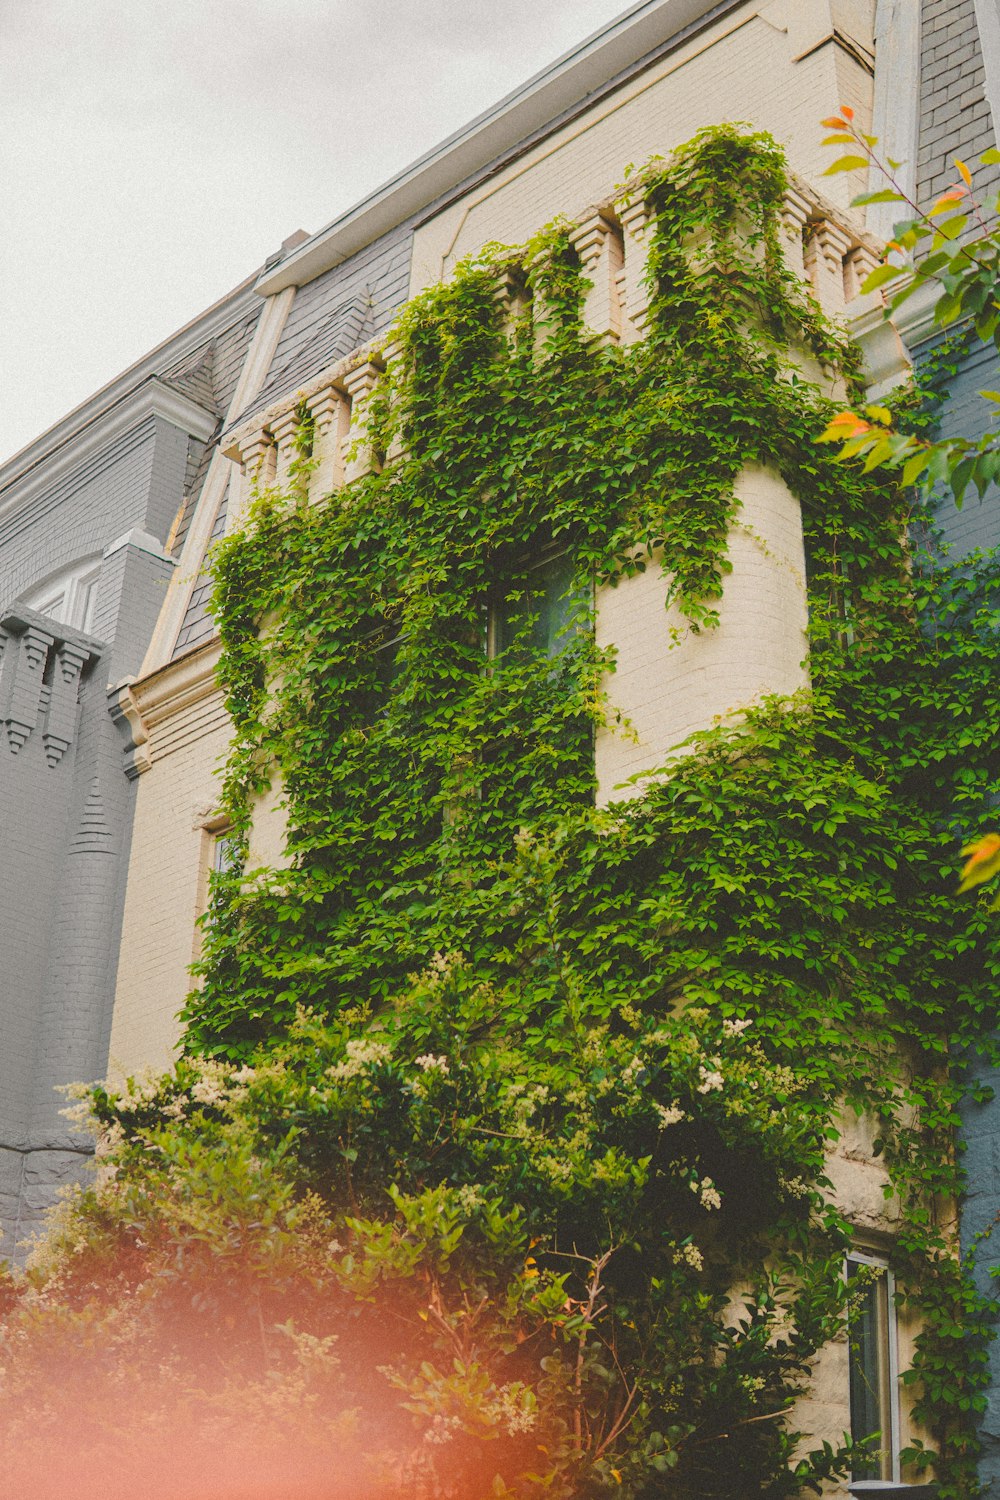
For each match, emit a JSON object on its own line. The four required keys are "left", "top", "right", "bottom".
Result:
{"left": 4, "top": 125, "right": 1000, "bottom": 1499}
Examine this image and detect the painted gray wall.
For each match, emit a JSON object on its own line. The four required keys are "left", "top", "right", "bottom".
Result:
{"left": 915, "top": 2, "right": 1000, "bottom": 1490}
{"left": 0, "top": 293, "right": 262, "bottom": 1260}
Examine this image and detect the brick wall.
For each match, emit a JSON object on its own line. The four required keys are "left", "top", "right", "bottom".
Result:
{"left": 594, "top": 465, "right": 810, "bottom": 801}
{"left": 918, "top": 0, "right": 1000, "bottom": 205}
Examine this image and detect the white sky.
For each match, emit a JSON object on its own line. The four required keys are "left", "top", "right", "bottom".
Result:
{"left": 0, "top": 0, "right": 635, "bottom": 464}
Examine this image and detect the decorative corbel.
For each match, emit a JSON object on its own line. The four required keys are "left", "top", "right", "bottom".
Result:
{"left": 43, "top": 641, "right": 89, "bottom": 767}
{"left": 342, "top": 361, "right": 384, "bottom": 482}
{"left": 617, "top": 195, "right": 653, "bottom": 343}
{"left": 5, "top": 625, "right": 54, "bottom": 754}
{"left": 570, "top": 210, "right": 624, "bottom": 344}
{"left": 308, "top": 383, "right": 350, "bottom": 497}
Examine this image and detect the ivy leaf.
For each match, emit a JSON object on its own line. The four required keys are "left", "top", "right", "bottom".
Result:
{"left": 951, "top": 456, "right": 975, "bottom": 505}
{"left": 861, "top": 264, "right": 905, "bottom": 293}
{"left": 958, "top": 834, "right": 1000, "bottom": 893}
{"left": 851, "top": 189, "right": 905, "bottom": 206}
{"left": 901, "top": 450, "right": 930, "bottom": 487}
{"left": 823, "top": 155, "right": 870, "bottom": 175}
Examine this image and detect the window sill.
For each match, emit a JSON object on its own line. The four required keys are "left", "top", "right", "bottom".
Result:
{"left": 848, "top": 1484, "right": 938, "bottom": 1499}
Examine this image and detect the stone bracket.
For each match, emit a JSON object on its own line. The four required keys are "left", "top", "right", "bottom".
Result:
{"left": 0, "top": 604, "right": 101, "bottom": 763}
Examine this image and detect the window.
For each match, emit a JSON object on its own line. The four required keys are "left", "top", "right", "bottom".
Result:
{"left": 212, "top": 830, "right": 240, "bottom": 877}
{"left": 487, "top": 548, "right": 589, "bottom": 660}
{"left": 846, "top": 1251, "right": 900, "bottom": 1484}
{"left": 22, "top": 557, "right": 101, "bottom": 634}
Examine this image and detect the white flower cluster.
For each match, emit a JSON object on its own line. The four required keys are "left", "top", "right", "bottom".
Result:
{"left": 674, "top": 1242, "right": 704, "bottom": 1271}
{"left": 696, "top": 1063, "right": 724, "bottom": 1094}
{"left": 780, "top": 1176, "right": 810, "bottom": 1198}
{"left": 698, "top": 1176, "right": 722, "bottom": 1210}
{"left": 424, "top": 1413, "right": 463, "bottom": 1446}
{"left": 621, "top": 1056, "right": 645, "bottom": 1088}
{"left": 327, "top": 1038, "right": 392, "bottom": 1081}
{"left": 190, "top": 1059, "right": 233, "bottom": 1108}
{"left": 115, "top": 1067, "right": 163, "bottom": 1112}
{"left": 57, "top": 1080, "right": 97, "bottom": 1132}
{"left": 414, "top": 1053, "right": 449, "bottom": 1075}
{"left": 654, "top": 1101, "right": 686, "bottom": 1128}
{"left": 722, "top": 1017, "right": 753, "bottom": 1039}
{"left": 485, "top": 1384, "right": 537, "bottom": 1436}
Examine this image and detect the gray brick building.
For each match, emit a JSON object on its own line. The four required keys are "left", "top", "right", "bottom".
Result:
{"left": 885, "top": 1, "right": 1000, "bottom": 1489}
{"left": 0, "top": 195, "right": 417, "bottom": 1260}
{"left": 0, "top": 272, "right": 269, "bottom": 1256}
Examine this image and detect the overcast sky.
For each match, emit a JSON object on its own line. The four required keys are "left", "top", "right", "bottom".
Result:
{"left": 0, "top": 0, "right": 638, "bottom": 464}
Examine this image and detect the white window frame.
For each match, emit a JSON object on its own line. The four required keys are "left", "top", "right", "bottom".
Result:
{"left": 846, "top": 1249, "right": 902, "bottom": 1486}
{"left": 23, "top": 557, "right": 102, "bottom": 634}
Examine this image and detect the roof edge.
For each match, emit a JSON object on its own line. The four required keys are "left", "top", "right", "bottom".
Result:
{"left": 254, "top": 0, "right": 743, "bottom": 296}
{"left": 0, "top": 378, "right": 219, "bottom": 523}
{"left": 0, "top": 273, "right": 260, "bottom": 489}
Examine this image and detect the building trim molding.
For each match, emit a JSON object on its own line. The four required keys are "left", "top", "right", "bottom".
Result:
{"left": 253, "top": 0, "right": 746, "bottom": 297}
{"left": 110, "top": 639, "right": 223, "bottom": 779}
{"left": 0, "top": 378, "right": 218, "bottom": 525}
{"left": 974, "top": 0, "right": 1000, "bottom": 141}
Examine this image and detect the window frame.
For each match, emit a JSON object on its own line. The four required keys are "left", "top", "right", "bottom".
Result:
{"left": 485, "top": 543, "right": 592, "bottom": 663}
{"left": 845, "top": 1249, "right": 902, "bottom": 1485}
{"left": 23, "top": 557, "right": 102, "bottom": 634}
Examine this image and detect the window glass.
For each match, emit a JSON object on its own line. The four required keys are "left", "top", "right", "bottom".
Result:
{"left": 491, "top": 550, "right": 588, "bottom": 659}
{"left": 213, "top": 831, "right": 240, "bottom": 876}
{"left": 22, "top": 558, "right": 101, "bottom": 633}
{"left": 847, "top": 1255, "right": 897, "bottom": 1481}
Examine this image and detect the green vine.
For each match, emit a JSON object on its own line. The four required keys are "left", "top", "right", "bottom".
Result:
{"left": 3, "top": 125, "right": 999, "bottom": 1499}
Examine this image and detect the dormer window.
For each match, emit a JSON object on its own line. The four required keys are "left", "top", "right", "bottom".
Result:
{"left": 22, "top": 557, "right": 101, "bottom": 634}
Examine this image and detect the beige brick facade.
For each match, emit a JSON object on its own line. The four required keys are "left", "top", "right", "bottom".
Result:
{"left": 409, "top": 1, "right": 876, "bottom": 297}
{"left": 595, "top": 464, "right": 810, "bottom": 801}
{"left": 109, "top": 643, "right": 230, "bottom": 1080}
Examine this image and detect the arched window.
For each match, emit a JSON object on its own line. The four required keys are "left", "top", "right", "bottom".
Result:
{"left": 22, "top": 556, "right": 102, "bottom": 634}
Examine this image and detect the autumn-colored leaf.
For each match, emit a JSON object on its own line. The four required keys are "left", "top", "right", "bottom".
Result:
{"left": 819, "top": 412, "right": 870, "bottom": 444}
{"left": 958, "top": 832, "right": 1000, "bottom": 893}
{"left": 956, "top": 158, "right": 972, "bottom": 187}
{"left": 821, "top": 116, "right": 848, "bottom": 129}
{"left": 841, "top": 104, "right": 855, "bottom": 120}
{"left": 864, "top": 405, "right": 893, "bottom": 426}
{"left": 929, "top": 188, "right": 967, "bottom": 216}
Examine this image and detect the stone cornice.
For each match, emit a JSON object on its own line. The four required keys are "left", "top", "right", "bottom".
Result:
{"left": 2, "top": 603, "right": 104, "bottom": 659}
{"left": 253, "top": 0, "right": 747, "bottom": 296}
{"left": 0, "top": 378, "right": 219, "bottom": 524}
{"left": 109, "top": 639, "right": 223, "bottom": 779}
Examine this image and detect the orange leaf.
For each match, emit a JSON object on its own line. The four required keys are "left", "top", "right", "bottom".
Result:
{"left": 820, "top": 412, "right": 870, "bottom": 443}
{"left": 930, "top": 188, "right": 968, "bottom": 215}
{"left": 841, "top": 104, "right": 855, "bottom": 120}
{"left": 821, "top": 116, "right": 848, "bottom": 129}
{"left": 958, "top": 832, "right": 1000, "bottom": 893}
{"left": 956, "top": 158, "right": 972, "bottom": 187}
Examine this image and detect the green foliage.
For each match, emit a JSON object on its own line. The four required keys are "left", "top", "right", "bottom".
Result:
{"left": 820, "top": 115, "right": 1000, "bottom": 510}
{"left": 5, "top": 124, "right": 1000, "bottom": 1498}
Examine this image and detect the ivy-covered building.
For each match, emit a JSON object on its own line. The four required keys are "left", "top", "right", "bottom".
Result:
{"left": 5, "top": 0, "right": 995, "bottom": 1495}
